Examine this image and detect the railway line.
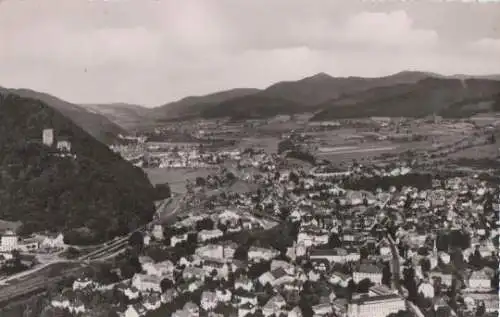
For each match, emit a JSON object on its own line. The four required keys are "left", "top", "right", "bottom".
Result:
{"left": 0, "top": 195, "right": 188, "bottom": 307}
{"left": 0, "top": 265, "right": 83, "bottom": 307}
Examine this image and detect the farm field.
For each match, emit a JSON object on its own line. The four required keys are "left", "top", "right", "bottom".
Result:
{"left": 446, "top": 144, "right": 499, "bottom": 160}
{"left": 238, "top": 137, "right": 280, "bottom": 153}
{"left": 143, "top": 167, "right": 217, "bottom": 193}
{"left": 315, "top": 140, "right": 430, "bottom": 162}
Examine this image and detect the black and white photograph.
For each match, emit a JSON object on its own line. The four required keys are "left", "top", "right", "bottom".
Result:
{"left": 0, "top": 0, "right": 499, "bottom": 316}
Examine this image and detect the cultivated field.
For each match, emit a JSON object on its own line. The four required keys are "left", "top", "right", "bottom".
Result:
{"left": 144, "top": 167, "right": 217, "bottom": 193}
{"left": 238, "top": 137, "right": 280, "bottom": 153}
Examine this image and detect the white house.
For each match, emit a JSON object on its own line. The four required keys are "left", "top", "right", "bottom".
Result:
{"left": 468, "top": 269, "right": 492, "bottom": 291}
{"left": 143, "top": 294, "right": 162, "bottom": 311}
{"left": 151, "top": 225, "right": 164, "bottom": 240}
{"left": 247, "top": 246, "right": 279, "bottom": 262}
{"left": 309, "top": 248, "right": 361, "bottom": 263}
{"left": 200, "top": 291, "right": 218, "bottom": 311}
{"left": 312, "top": 303, "right": 332, "bottom": 316}
{"left": 0, "top": 230, "right": 18, "bottom": 252}
{"left": 51, "top": 295, "right": 70, "bottom": 310}
{"left": 348, "top": 293, "right": 406, "bottom": 317}
{"left": 198, "top": 229, "right": 224, "bottom": 242}
{"left": 171, "top": 233, "right": 188, "bottom": 247}
{"left": 378, "top": 238, "right": 392, "bottom": 257}
{"left": 215, "top": 289, "right": 232, "bottom": 303}
{"left": 40, "top": 233, "right": 65, "bottom": 250}
{"left": 297, "top": 230, "right": 329, "bottom": 248}
{"left": 123, "top": 287, "right": 140, "bottom": 300}
{"left": 195, "top": 244, "right": 236, "bottom": 261}
{"left": 235, "top": 276, "right": 254, "bottom": 292}
{"left": 329, "top": 272, "right": 352, "bottom": 287}
{"left": 72, "top": 277, "right": 94, "bottom": 291}
{"left": 142, "top": 260, "right": 174, "bottom": 278}
{"left": 418, "top": 281, "right": 435, "bottom": 298}
{"left": 131, "top": 274, "right": 162, "bottom": 293}
{"left": 57, "top": 140, "right": 72, "bottom": 152}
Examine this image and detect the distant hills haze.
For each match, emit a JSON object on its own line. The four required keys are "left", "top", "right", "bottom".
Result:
{"left": 3, "top": 70, "right": 500, "bottom": 139}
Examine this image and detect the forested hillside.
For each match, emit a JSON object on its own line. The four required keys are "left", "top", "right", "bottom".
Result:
{"left": 0, "top": 87, "right": 125, "bottom": 144}
{"left": 0, "top": 93, "right": 156, "bottom": 244}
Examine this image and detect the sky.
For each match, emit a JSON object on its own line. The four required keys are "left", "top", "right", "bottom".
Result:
{"left": 1, "top": 0, "right": 500, "bottom": 106}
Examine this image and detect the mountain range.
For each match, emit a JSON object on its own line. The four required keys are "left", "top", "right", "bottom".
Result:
{"left": 91, "top": 71, "right": 500, "bottom": 127}
{"left": 3, "top": 71, "right": 500, "bottom": 139}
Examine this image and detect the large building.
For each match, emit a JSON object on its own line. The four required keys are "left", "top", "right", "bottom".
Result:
{"left": 0, "top": 230, "right": 18, "bottom": 252}
{"left": 353, "top": 264, "right": 383, "bottom": 284}
{"left": 347, "top": 293, "right": 406, "bottom": 317}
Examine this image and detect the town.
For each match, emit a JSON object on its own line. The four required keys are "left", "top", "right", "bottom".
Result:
{"left": 2, "top": 117, "right": 497, "bottom": 317}
{"left": 1, "top": 1, "right": 500, "bottom": 316}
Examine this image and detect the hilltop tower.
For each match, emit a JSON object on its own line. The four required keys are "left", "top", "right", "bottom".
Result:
{"left": 42, "top": 128, "right": 54, "bottom": 147}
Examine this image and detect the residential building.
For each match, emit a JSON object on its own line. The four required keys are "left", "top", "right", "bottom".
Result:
{"left": 142, "top": 260, "right": 174, "bottom": 278}
{"left": 347, "top": 294, "right": 406, "bottom": 317}
{"left": 247, "top": 246, "right": 279, "bottom": 262}
{"left": 200, "top": 291, "right": 218, "bottom": 311}
{"left": 353, "top": 264, "right": 383, "bottom": 284}
{"left": 198, "top": 229, "right": 224, "bottom": 242}
{"left": 309, "top": 248, "right": 360, "bottom": 263}
{"left": 0, "top": 230, "right": 18, "bottom": 252}
{"left": 57, "top": 140, "right": 72, "bottom": 152}
{"left": 171, "top": 233, "right": 188, "bottom": 247}
{"left": 131, "top": 274, "right": 162, "bottom": 293}
{"left": 468, "top": 269, "right": 492, "bottom": 291}
{"left": 262, "top": 294, "right": 286, "bottom": 316}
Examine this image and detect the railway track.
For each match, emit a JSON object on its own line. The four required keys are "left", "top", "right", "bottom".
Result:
{"left": 0, "top": 195, "right": 186, "bottom": 307}
{"left": 0, "top": 266, "right": 82, "bottom": 306}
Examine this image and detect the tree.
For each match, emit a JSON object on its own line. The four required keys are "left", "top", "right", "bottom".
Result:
{"left": 155, "top": 183, "right": 171, "bottom": 200}
{"left": 248, "top": 261, "right": 271, "bottom": 279}
{"left": 382, "top": 262, "right": 392, "bottom": 286}
{"left": 298, "top": 294, "right": 314, "bottom": 317}
{"left": 328, "top": 233, "right": 342, "bottom": 248}
{"left": 289, "top": 172, "right": 299, "bottom": 185}
{"left": 160, "top": 278, "right": 174, "bottom": 292}
{"left": 278, "top": 139, "right": 295, "bottom": 154}
{"left": 279, "top": 206, "right": 291, "bottom": 221}
{"left": 469, "top": 246, "right": 483, "bottom": 268}
{"left": 346, "top": 279, "right": 356, "bottom": 300}
{"left": 196, "top": 217, "right": 214, "bottom": 231}
{"left": 226, "top": 172, "right": 236, "bottom": 182}
{"left": 195, "top": 177, "right": 206, "bottom": 187}
{"left": 491, "top": 271, "right": 499, "bottom": 292}
{"left": 357, "top": 278, "right": 374, "bottom": 293}
{"left": 234, "top": 245, "right": 249, "bottom": 261}
{"left": 360, "top": 246, "right": 369, "bottom": 260}
{"left": 489, "top": 134, "right": 496, "bottom": 144}
{"left": 403, "top": 266, "right": 418, "bottom": 301}
{"left": 120, "top": 256, "right": 142, "bottom": 279}
{"left": 420, "top": 258, "right": 431, "bottom": 273}
{"left": 128, "top": 231, "right": 144, "bottom": 250}
{"left": 475, "top": 301, "right": 486, "bottom": 317}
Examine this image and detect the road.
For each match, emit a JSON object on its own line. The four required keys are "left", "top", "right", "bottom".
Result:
{"left": 0, "top": 262, "right": 83, "bottom": 306}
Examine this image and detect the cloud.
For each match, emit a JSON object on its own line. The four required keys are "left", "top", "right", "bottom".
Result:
{"left": 467, "top": 38, "right": 500, "bottom": 53}
{"left": 339, "top": 11, "right": 438, "bottom": 49}
{"left": 0, "top": 0, "right": 499, "bottom": 105}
